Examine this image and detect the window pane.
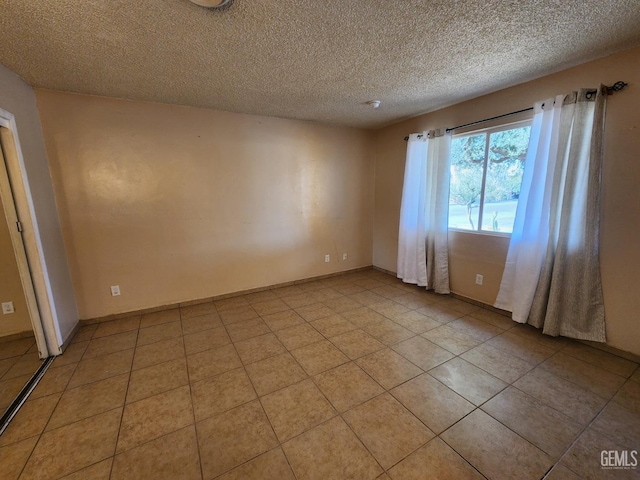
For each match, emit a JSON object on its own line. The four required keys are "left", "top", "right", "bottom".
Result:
{"left": 449, "top": 133, "right": 485, "bottom": 231}
{"left": 481, "top": 126, "right": 530, "bottom": 233}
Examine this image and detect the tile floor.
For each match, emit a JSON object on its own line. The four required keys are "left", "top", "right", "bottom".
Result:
{"left": 0, "top": 335, "right": 43, "bottom": 416}
{"left": 0, "top": 268, "right": 638, "bottom": 479}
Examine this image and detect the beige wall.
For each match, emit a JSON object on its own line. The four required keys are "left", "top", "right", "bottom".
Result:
{"left": 0, "top": 63, "right": 78, "bottom": 346}
{"left": 0, "top": 192, "right": 31, "bottom": 336}
{"left": 36, "top": 91, "right": 374, "bottom": 319}
{"left": 373, "top": 46, "right": 640, "bottom": 355}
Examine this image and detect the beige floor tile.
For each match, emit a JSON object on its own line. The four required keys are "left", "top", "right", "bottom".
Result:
{"left": 235, "top": 333, "right": 286, "bottom": 364}
{"left": 467, "top": 308, "right": 515, "bottom": 329}
{"left": 180, "top": 301, "right": 218, "bottom": 319}
{"left": 217, "top": 447, "right": 295, "bottom": 480}
{"left": 93, "top": 316, "right": 141, "bottom": 339}
{"left": 0, "top": 436, "right": 38, "bottom": 480}
{"left": 197, "top": 400, "right": 278, "bottom": 479}
{"left": 192, "top": 367, "right": 256, "bottom": 421}
{"left": 30, "top": 363, "right": 76, "bottom": 399}
{"left": 612, "top": 378, "right": 640, "bottom": 413}
{"left": 429, "top": 357, "right": 506, "bottom": 406}
{"left": 330, "top": 329, "right": 385, "bottom": 360}
{"left": 270, "top": 285, "right": 305, "bottom": 298}
{"left": 388, "top": 310, "right": 441, "bottom": 334}
{"left": 214, "top": 296, "right": 250, "bottom": 312}
{"left": 447, "top": 316, "right": 504, "bottom": 342}
{"left": 219, "top": 305, "right": 259, "bottom": 325}
{"left": 111, "top": 425, "right": 201, "bottom": 480}
{"left": 561, "top": 427, "right": 635, "bottom": 480}
{"left": 439, "top": 297, "right": 481, "bottom": 315}
{"left": 416, "top": 305, "right": 462, "bottom": 323}
{"left": 137, "top": 321, "right": 182, "bottom": 347}
{"left": 629, "top": 367, "right": 639, "bottom": 383}
{"left": 46, "top": 373, "right": 128, "bottom": 432}
{"left": 67, "top": 348, "right": 134, "bottom": 389}
{"left": 60, "top": 458, "right": 113, "bottom": 480}
{"left": 514, "top": 367, "right": 608, "bottom": 425}
{"left": 540, "top": 352, "right": 626, "bottom": 399}
{"left": 132, "top": 336, "right": 184, "bottom": 371}
{"left": 370, "top": 285, "right": 407, "bottom": 299}
{"left": 245, "top": 352, "right": 308, "bottom": 396}
{"left": 461, "top": 342, "right": 535, "bottom": 383}
{"left": 390, "top": 373, "right": 474, "bottom": 434}
{"left": 140, "top": 308, "right": 180, "bottom": 328}
{"left": 0, "top": 337, "right": 34, "bottom": 360}
{"left": 0, "top": 393, "right": 60, "bottom": 447}
{"left": 187, "top": 344, "right": 242, "bottom": 382}
{"left": 117, "top": 385, "right": 194, "bottom": 452}
{"left": 275, "top": 323, "right": 324, "bottom": 350}
{"left": 291, "top": 340, "right": 349, "bottom": 376}
{"left": 126, "top": 357, "right": 188, "bottom": 404}
{"left": 0, "top": 356, "right": 19, "bottom": 378}
{"left": 283, "top": 416, "right": 382, "bottom": 480}
{"left": 332, "top": 282, "right": 367, "bottom": 296}
{"left": 20, "top": 408, "right": 122, "bottom": 480}
{"left": 295, "top": 303, "right": 335, "bottom": 321}
{"left": 2, "top": 352, "right": 42, "bottom": 380}
{"left": 441, "top": 409, "right": 552, "bottom": 480}
{"left": 356, "top": 348, "right": 422, "bottom": 390}
{"left": 282, "top": 292, "right": 320, "bottom": 309}
{"left": 544, "top": 464, "right": 583, "bottom": 480}
{"left": 388, "top": 437, "right": 484, "bottom": 480}
{"left": 482, "top": 386, "right": 583, "bottom": 458}
{"left": 84, "top": 330, "right": 137, "bottom": 359}
{"left": 362, "top": 319, "right": 414, "bottom": 345}
{"left": 589, "top": 386, "right": 640, "bottom": 450}
{"left": 509, "top": 323, "right": 571, "bottom": 350}
{"left": 310, "top": 314, "right": 357, "bottom": 338}
{"left": 486, "top": 331, "right": 556, "bottom": 365}
{"left": 322, "top": 296, "right": 362, "bottom": 313}
{"left": 245, "top": 290, "right": 279, "bottom": 304}
{"left": 226, "top": 318, "right": 271, "bottom": 342}
{"left": 311, "top": 287, "right": 343, "bottom": 302}
{"left": 348, "top": 291, "right": 387, "bottom": 306}
{"left": 252, "top": 298, "right": 290, "bottom": 316}
{"left": 343, "top": 393, "right": 433, "bottom": 469}
{"left": 369, "top": 300, "right": 410, "bottom": 318}
{"left": 261, "top": 310, "right": 305, "bottom": 331}
{"left": 261, "top": 379, "right": 336, "bottom": 442}
{"left": 561, "top": 342, "right": 638, "bottom": 378}
{"left": 70, "top": 324, "right": 97, "bottom": 344}
{"left": 391, "top": 336, "right": 454, "bottom": 371}
{"left": 421, "top": 325, "right": 483, "bottom": 355}
{"left": 181, "top": 312, "right": 223, "bottom": 335}
{"left": 0, "top": 374, "right": 32, "bottom": 410}
{"left": 183, "top": 326, "right": 230, "bottom": 355}
{"left": 53, "top": 341, "right": 88, "bottom": 367}
{"left": 313, "top": 362, "right": 383, "bottom": 413}
{"left": 393, "top": 293, "right": 437, "bottom": 310}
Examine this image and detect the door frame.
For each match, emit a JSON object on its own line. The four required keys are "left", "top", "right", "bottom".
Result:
{"left": 0, "top": 108, "right": 60, "bottom": 357}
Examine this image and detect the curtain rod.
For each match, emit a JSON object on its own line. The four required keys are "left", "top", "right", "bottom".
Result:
{"left": 403, "top": 81, "right": 628, "bottom": 141}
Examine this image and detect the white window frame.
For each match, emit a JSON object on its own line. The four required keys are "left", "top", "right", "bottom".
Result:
{"left": 448, "top": 119, "right": 532, "bottom": 237}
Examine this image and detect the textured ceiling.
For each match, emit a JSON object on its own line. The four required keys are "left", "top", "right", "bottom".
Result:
{"left": 1, "top": 1, "right": 639, "bottom": 128}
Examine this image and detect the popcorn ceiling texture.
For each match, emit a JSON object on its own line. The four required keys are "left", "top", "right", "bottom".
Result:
{"left": 1, "top": 0, "right": 639, "bottom": 128}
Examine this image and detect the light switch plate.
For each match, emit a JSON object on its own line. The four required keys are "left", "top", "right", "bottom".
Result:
{"left": 2, "top": 302, "right": 15, "bottom": 314}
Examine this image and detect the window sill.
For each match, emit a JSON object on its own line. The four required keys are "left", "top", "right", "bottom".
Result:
{"left": 448, "top": 227, "right": 511, "bottom": 238}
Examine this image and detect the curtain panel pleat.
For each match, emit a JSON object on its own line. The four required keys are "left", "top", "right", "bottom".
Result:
{"left": 397, "top": 131, "right": 451, "bottom": 294}
{"left": 495, "top": 87, "right": 606, "bottom": 341}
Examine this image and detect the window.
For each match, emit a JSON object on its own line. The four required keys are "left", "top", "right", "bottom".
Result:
{"left": 448, "top": 122, "right": 531, "bottom": 234}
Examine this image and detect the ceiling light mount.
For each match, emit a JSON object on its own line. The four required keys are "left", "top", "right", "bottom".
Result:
{"left": 189, "top": 0, "right": 232, "bottom": 8}
{"left": 366, "top": 100, "right": 382, "bottom": 109}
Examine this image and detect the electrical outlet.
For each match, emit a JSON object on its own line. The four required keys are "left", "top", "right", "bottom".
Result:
{"left": 2, "top": 302, "right": 14, "bottom": 314}
{"left": 324, "top": 254, "right": 330, "bottom": 263}
{"left": 342, "top": 253, "right": 348, "bottom": 261}
{"left": 110, "top": 285, "right": 121, "bottom": 296}
{"left": 475, "top": 274, "right": 483, "bottom": 285}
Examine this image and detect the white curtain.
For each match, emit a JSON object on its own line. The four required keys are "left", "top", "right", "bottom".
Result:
{"left": 397, "top": 130, "right": 451, "bottom": 294}
{"left": 495, "top": 88, "right": 606, "bottom": 341}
